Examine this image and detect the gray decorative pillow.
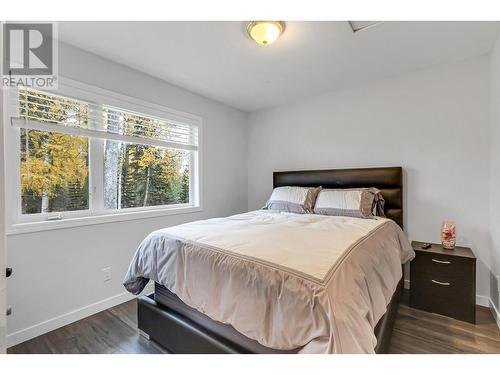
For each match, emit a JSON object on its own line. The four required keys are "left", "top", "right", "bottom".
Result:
{"left": 263, "top": 186, "right": 321, "bottom": 214}
{"left": 313, "top": 188, "right": 385, "bottom": 218}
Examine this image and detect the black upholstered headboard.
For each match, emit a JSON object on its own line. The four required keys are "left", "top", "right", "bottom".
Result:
{"left": 273, "top": 166, "right": 403, "bottom": 229}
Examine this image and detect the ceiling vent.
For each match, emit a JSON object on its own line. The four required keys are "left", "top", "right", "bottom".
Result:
{"left": 348, "top": 21, "right": 382, "bottom": 33}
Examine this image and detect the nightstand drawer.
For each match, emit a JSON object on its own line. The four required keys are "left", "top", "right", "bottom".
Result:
{"left": 410, "top": 274, "right": 475, "bottom": 323}
{"left": 411, "top": 251, "right": 474, "bottom": 283}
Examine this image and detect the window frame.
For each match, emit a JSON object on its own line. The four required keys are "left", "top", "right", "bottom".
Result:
{"left": 3, "top": 77, "right": 203, "bottom": 235}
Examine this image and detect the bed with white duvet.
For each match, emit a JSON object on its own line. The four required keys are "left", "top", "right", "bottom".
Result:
{"left": 124, "top": 209, "right": 414, "bottom": 354}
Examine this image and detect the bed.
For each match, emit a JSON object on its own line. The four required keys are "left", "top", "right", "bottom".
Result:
{"left": 124, "top": 166, "right": 414, "bottom": 353}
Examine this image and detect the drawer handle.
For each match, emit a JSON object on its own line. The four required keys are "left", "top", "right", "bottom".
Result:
{"left": 431, "top": 279, "right": 451, "bottom": 286}
{"left": 432, "top": 258, "right": 451, "bottom": 264}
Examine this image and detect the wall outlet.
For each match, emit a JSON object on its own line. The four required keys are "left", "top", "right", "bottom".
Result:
{"left": 102, "top": 267, "right": 112, "bottom": 282}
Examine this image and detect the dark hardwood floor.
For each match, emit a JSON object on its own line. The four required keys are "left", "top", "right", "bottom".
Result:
{"left": 390, "top": 302, "right": 500, "bottom": 353}
{"left": 8, "top": 300, "right": 168, "bottom": 354}
{"left": 8, "top": 292, "right": 500, "bottom": 354}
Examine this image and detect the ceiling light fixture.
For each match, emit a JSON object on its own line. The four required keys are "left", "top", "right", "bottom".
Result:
{"left": 247, "top": 21, "right": 285, "bottom": 46}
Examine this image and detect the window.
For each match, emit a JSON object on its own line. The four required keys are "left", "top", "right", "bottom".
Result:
{"left": 102, "top": 107, "right": 192, "bottom": 210}
{"left": 5, "top": 81, "right": 201, "bottom": 231}
{"left": 18, "top": 89, "right": 90, "bottom": 214}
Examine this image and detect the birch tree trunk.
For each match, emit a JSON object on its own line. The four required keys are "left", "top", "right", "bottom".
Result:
{"left": 41, "top": 153, "right": 50, "bottom": 213}
{"left": 41, "top": 191, "right": 49, "bottom": 213}
{"left": 121, "top": 145, "right": 130, "bottom": 208}
{"left": 143, "top": 166, "right": 150, "bottom": 206}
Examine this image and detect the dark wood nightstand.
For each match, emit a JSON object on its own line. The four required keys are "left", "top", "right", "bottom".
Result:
{"left": 410, "top": 241, "right": 476, "bottom": 324}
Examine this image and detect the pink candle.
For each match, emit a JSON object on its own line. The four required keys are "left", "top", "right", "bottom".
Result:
{"left": 441, "top": 221, "right": 456, "bottom": 249}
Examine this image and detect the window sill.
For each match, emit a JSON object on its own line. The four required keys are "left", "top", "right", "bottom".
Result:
{"left": 6, "top": 205, "right": 203, "bottom": 235}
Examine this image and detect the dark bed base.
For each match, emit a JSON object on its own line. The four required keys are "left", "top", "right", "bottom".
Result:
{"left": 138, "top": 293, "right": 247, "bottom": 354}
{"left": 137, "top": 279, "right": 403, "bottom": 354}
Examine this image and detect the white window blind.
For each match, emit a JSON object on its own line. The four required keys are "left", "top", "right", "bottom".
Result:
{"left": 10, "top": 87, "right": 199, "bottom": 151}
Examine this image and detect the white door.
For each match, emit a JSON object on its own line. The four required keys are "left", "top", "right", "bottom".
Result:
{"left": 0, "top": 82, "right": 6, "bottom": 354}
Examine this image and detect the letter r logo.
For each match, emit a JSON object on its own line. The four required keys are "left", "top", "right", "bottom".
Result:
{"left": 3, "top": 23, "right": 53, "bottom": 75}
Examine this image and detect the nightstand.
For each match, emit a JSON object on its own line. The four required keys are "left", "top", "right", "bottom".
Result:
{"left": 410, "top": 241, "right": 476, "bottom": 324}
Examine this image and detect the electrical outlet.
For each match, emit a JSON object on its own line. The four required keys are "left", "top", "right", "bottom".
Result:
{"left": 102, "top": 267, "right": 112, "bottom": 282}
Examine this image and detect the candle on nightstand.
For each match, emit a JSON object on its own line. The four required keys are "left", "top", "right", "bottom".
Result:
{"left": 441, "top": 221, "right": 456, "bottom": 249}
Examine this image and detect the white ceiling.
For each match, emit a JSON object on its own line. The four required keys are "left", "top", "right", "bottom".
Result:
{"left": 58, "top": 21, "right": 500, "bottom": 112}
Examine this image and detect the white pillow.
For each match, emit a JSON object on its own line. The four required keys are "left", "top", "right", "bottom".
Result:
{"left": 313, "top": 188, "right": 385, "bottom": 218}
{"left": 263, "top": 186, "right": 321, "bottom": 214}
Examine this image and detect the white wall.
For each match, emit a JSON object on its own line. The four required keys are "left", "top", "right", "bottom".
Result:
{"left": 248, "top": 56, "right": 492, "bottom": 300}
{"left": 490, "top": 36, "right": 500, "bottom": 312}
{"left": 5, "top": 43, "right": 248, "bottom": 345}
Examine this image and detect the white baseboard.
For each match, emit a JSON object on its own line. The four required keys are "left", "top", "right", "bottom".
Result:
{"left": 476, "top": 294, "right": 490, "bottom": 307}
{"left": 7, "top": 283, "right": 154, "bottom": 348}
{"left": 490, "top": 299, "right": 500, "bottom": 330}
